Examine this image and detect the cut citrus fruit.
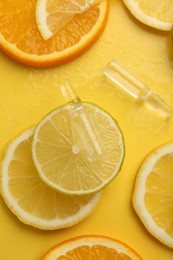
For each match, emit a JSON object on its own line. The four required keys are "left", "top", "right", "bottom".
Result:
{"left": 0, "top": 0, "right": 108, "bottom": 68}
{"left": 42, "top": 235, "right": 142, "bottom": 259}
{"left": 32, "top": 102, "right": 125, "bottom": 195}
{"left": 0, "top": 128, "right": 100, "bottom": 230}
{"left": 123, "top": 0, "right": 173, "bottom": 31}
{"left": 36, "top": 0, "right": 102, "bottom": 40}
{"left": 133, "top": 141, "right": 173, "bottom": 248}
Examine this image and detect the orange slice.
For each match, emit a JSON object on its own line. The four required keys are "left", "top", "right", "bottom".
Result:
{"left": 0, "top": 0, "right": 108, "bottom": 68}
{"left": 42, "top": 235, "right": 143, "bottom": 259}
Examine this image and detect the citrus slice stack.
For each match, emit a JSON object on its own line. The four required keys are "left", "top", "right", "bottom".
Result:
{"left": 0, "top": 128, "right": 100, "bottom": 230}
{"left": 36, "top": 0, "right": 102, "bottom": 40}
{"left": 133, "top": 142, "right": 173, "bottom": 248}
{"left": 42, "top": 235, "right": 142, "bottom": 259}
{"left": 123, "top": 0, "right": 173, "bottom": 30}
{"left": 0, "top": 0, "right": 108, "bottom": 67}
{"left": 0, "top": 102, "right": 125, "bottom": 229}
{"left": 32, "top": 103, "right": 125, "bottom": 195}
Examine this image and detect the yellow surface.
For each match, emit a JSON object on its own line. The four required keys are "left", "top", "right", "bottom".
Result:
{"left": 0, "top": 0, "right": 173, "bottom": 259}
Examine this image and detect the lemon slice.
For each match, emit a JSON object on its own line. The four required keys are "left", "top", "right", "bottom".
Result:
{"left": 0, "top": 128, "right": 100, "bottom": 230}
{"left": 123, "top": 0, "right": 173, "bottom": 30}
{"left": 36, "top": 0, "right": 102, "bottom": 40}
{"left": 32, "top": 103, "right": 125, "bottom": 195}
{"left": 42, "top": 235, "right": 142, "bottom": 259}
{"left": 133, "top": 142, "right": 173, "bottom": 248}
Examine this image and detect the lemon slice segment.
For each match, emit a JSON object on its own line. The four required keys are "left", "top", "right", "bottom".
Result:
{"left": 133, "top": 142, "right": 173, "bottom": 248}
{"left": 32, "top": 103, "right": 125, "bottom": 195}
{"left": 36, "top": 0, "right": 103, "bottom": 40}
{"left": 123, "top": 0, "right": 173, "bottom": 30}
{"left": 0, "top": 128, "right": 100, "bottom": 230}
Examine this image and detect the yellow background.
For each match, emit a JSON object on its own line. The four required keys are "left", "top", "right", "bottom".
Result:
{"left": 1, "top": 0, "right": 173, "bottom": 259}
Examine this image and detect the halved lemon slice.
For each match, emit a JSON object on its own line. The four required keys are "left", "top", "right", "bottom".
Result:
{"left": 36, "top": 0, "right": 102, "bottom": 40}
{"left": 123, "top": 0, "right": 173, "bottom": 30}
{"left": 0, "top": 128, "right": 100, "bottom": 230}
{"left": 133, "top": 141, "right": 173, "bottom": 248}
{"left": 32, "top": 103, "right": 125, "bottom": 195}
{"left": 42, "top": 235, "right": 142, "bottom": 259}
